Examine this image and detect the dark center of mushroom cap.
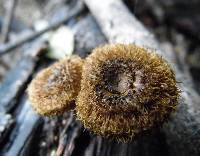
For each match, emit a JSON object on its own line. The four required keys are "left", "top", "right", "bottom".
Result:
{"left": 103, "top": 69, "right": 133, "bottom": 95}
{"left": 95, "top": 59, "right": 142, "bottom": 107}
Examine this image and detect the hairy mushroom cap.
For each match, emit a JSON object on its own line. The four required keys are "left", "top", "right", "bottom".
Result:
{"left": 28, "top": 55, "right": 83, "bottom": 116}
{"left": 76, "top": 44, "right": 179, "bottom": 142}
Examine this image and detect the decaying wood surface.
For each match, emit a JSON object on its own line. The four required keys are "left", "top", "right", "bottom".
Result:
{"left": 73, "top": 15, "right": 107, "bottom": 58}
{"left": 0, "top": 42, "right": 47, "bottom": 114}
{"left": 0, "top": 1, "right": 85, "bottom": 155}
{"left": 3, "top": 101, "right": 43, "bottom": 156}
{"left": 0, "top": 0, "right": 200, "bottom": 155}
{"left": 0, "top": 42, "right": 47, "bottom": 155}
{"left": 83, "top": 0, "right": 200, "bottom": 155}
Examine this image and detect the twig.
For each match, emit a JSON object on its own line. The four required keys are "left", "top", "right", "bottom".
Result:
{"left": 56, "top": 113, "right": 81, "bottom": 156}
{"left": 0, "top": 2, "right": 84, "bottom": 56}
{"left": 56, "top": 113, "right": 74, "bottom": 156}
{"left": 1, "top": 0, "right": 18, "bottom": 43}
{"left": 63, "top": 126, "right": 81, "bottom": 156}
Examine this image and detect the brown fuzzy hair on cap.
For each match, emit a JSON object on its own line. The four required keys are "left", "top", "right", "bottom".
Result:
{"left": 28, "top": 55, "right": 83, "bottom": 116}
{"left": 76, "top": 44, "right": 179, "bottom": 142}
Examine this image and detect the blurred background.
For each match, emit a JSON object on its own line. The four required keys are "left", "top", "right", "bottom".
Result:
{"left": 0, "top": 0, "right": 200, "bottom": 91}
{"left": 0, "top": 0, "right": 200, "bottom": 156}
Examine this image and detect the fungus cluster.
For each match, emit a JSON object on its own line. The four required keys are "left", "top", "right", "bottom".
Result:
{"left": 28, "top": 44, "right": 179, "bottom": 141}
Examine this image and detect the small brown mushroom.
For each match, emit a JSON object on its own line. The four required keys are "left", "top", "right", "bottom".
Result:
{"left": 28, "top": 55, "right": 83, "bottom": 116}
{"left": 76, "top": 44, "right": 179, "bottom": 142}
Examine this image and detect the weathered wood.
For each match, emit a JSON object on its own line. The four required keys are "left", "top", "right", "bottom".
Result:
{"left": 0, "top": 2, "right": 86, "bottom": 156}
{"left": 0, "top": 41, "right": 47, "bottom": 154}
{"left": 83, "top": 0, "right": 200, "bottom": 155}
{"left": 2, "top": 101, "right": 42, "bottom": 156}
{"left": 56, "top": 113, "right": 75, "bottom": 156}
{"left": 0, "top": 0, "right": 84, "bottom": 55}
{"left": 83, "top": 138, "right": 96, "bottom": 156}
{"left": 1, "top": 1, "right": 198, "bottom": 155}
{"left": 0, "top": 113, "right": 14, "bottom": 145}
{"left": 1, "top": 0, "right": 18, "bottom": 43}
{"left": 73, "top": 15, "right": 107, "bottom": 58}
{"left": 0, "top": 42, "right": 47, "bottom": 114}
{"left": 0, "top": 6, "right": 93, "bottom": 155}
{"left": 62, "top": 124, "right": 82, "bottom": 156}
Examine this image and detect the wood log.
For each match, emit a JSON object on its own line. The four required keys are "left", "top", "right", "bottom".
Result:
{"left": 83, "top": 0, "right": 200, "bottom": 155}
{"left": 73, "top": 15, "right": 107, "bottom": 58}
{"left": 0, "top": 41, "right": 47, "bottom": 155}
{"left": 0, "top": 41, "right": 47, "bottom": 153}
{"left": 0, "top": 41, "right": 47, "bottom": 114}
{"left": 0, "top": 1, "right": 85, "bottom": 155}
{"left": 2, "top": 101, "right": 42, "bottom": 156}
